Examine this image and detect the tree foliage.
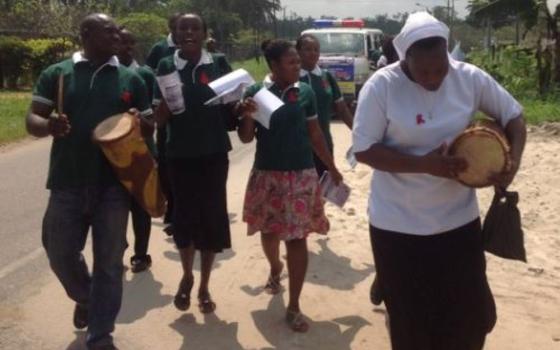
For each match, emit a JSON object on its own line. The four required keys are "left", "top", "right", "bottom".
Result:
{"left": 119, "top": 13, "right": 167, "bottom": 62}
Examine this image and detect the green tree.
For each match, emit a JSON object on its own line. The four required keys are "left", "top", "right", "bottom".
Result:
{"left": 119, "top": 13, "right": 168, "bottom": 62}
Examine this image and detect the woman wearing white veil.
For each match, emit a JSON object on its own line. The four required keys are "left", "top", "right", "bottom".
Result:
{"left": 353, "top": 12, "right": 526, "bottom": 350}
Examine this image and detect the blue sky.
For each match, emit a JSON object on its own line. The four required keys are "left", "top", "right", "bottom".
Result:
{"left": 281, "top": 0, "right": 560, "bottom": 20}
{"left": 281, "top": 0, "right": 471, "bottom": 19}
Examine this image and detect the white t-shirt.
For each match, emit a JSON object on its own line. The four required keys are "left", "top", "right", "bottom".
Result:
{"left": 352, "top": 58, "right": 522, "bottom": 236}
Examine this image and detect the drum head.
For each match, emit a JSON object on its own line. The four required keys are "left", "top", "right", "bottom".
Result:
{"left": 93, "top": 113, "right": 134, "bottom": 143}
{"left": 449, "top": 126, "right": 510, "bottom": 188}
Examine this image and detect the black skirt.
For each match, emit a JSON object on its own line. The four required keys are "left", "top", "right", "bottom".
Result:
{"left": 168, "top": 153, "right": 231, "bottom": 252}
{"left": 370, "top": 219, "right": 496, "bottom": 350}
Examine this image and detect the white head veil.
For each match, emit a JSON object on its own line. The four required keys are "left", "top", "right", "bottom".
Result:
{"left": 393, "top": 12, "right": 449, "bottom": 60}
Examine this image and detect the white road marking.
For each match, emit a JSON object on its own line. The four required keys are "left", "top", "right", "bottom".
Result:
{"left": 0, "top": 247, "right": 44, "bottom": 280}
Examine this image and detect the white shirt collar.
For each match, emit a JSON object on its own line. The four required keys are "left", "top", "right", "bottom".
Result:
{"left": 173, "top": 49, "right": 213, "bottom": 71}
{"left": 167, "top": 34, "right": 176, "bottom": 48}
{"left": 72, "top": 52, "right": 119, "bottom": 67}
{"left": 299, "top": 65, "right": 322, "bottom": 78}
{"left": 128, "top": 60, "right": 140, "bottom": 69}
{"left": 263, "top": 74, "right": 300, "bottom": 90}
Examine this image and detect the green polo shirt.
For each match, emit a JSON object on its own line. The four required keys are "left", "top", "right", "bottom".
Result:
{"left": 33, "top": 55, "right": 152, "bottom": 189}
{"left": 146, "top": 37, "right": 176, "bottom": 71}
{"left": 126, "top": 62, "right": 157, "bottom": 155}
{"left": 244, "top": 80, "right": 318, "bottom": 171}
{"left": 154, "top": 51, "right": 233, "bottom": 159}
{"left": 135, "top": 66, "right": 156, "bottom": 102}
{"left": 299, "top": 69, "right": 342, "bottom": 150}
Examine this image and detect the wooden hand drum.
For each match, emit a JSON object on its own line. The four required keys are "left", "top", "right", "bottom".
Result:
{"left": 448, "top": 121, "right": 511, "bottom": 188}
{"left": 93, "top": 112, "right": 166, "bottom": 217}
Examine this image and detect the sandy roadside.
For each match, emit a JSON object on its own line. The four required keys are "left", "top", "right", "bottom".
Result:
{"left": 0, "top": 122, "right": 559, "bottom": 350}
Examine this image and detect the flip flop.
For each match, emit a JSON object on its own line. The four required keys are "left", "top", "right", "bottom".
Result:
{"left": 264, "top": 274, "right": 282, "bottom": 295}
{"left": 174, "top": 276, "right": 194, "bottom": 311}
{"left": 264, "top": 263, "right": 284, "bottom": 295}
{"left": 286, "top": 309, "right": 309, "bottom": 333}
{"left": 198, "top": 293, "right": 216, "bottom": 314}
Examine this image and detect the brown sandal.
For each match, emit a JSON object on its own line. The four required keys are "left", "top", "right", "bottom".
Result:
{"left": 264, "top": 274, "right": 282, "bottom": 295}
{"left": 286, "top": 309, "right": 309, "bottom": 333}
{"left": 198, "top": 293, "right": 216, "bottom": 314}
{"left": 264, "top": 263, "right": 283, "bottom": 295}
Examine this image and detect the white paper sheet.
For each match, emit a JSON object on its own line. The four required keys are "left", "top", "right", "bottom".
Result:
{"left": 156, "top": 71, "right": 185, "bottom": 115}
{"left": 251, "top": 87, "right": 284, "bottom": 129}
{"left": 346, "top": 146, "right": 357, "bottom": 169}
{"left": 205, "top": 69, "right": 256, "bottom": 106}
{"left": 319, "top": 171, "right": 351, "bottom": 208}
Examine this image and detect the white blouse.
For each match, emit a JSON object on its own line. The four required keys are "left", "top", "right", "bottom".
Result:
{"left": 352, "top": 58, "right": 522, "bottom": 235}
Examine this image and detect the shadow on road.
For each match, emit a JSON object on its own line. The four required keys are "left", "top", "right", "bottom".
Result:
{"left": 117, "top": 270, "right": 173, "bottom": 324}
{"left": 169, "top": 312, "right": 244, "bottom": 350}
{"left": 251, "top": 294, "right": 371, "bottom": 350}
{"left": 307, "top": 238, "right": 375, "bottom": 291}
{"left": 65, "top": 331, "right": 86, "bottom": 350}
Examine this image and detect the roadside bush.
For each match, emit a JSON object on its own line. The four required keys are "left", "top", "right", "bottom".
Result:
{"left": 26, "top": 38, "right": 75, "bottom": 81}
{"left": 468, "top": 46, "right": 539, "bottom": 99}
{"left": 119, "top": 13, "right": 167, "bottom": 63}
{"left": 0, "top": 36, "right": 32, "bottom": 89}
{"left": 0, "top": 36, "right": 74, "bottom": 89}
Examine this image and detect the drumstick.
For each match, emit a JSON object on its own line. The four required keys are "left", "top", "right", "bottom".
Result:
{"left": 57, "top": 73, "right": 64, "bottom": 117}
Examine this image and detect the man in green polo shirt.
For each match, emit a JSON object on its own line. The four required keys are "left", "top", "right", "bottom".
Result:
{"left": 118, "top": 27, "right": 156, "bottom": 274}
{"left": 26, "top": 13, "right": 152, "bottom": 350}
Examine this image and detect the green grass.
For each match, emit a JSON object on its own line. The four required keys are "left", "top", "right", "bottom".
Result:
{"left": 232, "top": 58, "right": 268, "bottom": 82}
{"left": 520, "top": 99, "right": 560, "bottom": 124}
{"left": 0, "top": 90, "right": 30, "bottom": 145}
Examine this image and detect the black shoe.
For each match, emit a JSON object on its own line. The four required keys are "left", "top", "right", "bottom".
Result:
{"left": 370, "top": 277, "right": 383, "bottom": 306}
{"left": 130, "top": 255, "right": 152, "bottom": 273}
{"left": 88, "top": 343, "right": 118, "bottom": 350}
{"left": 174, "top": 276, "right": 194, "bottom": 311}
{"left": 163, "top": 223, "right": 174, "bottom": 237}
{"left": 73, "top": 303, "right": 88, "bottom": 329}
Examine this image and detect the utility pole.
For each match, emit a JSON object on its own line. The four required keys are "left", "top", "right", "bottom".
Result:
{"left": 282, "top": 5, "right": 287, "bottom": 38}
{"left": 450, "top": 0, "right": 455, "bottom": 37}
{"left": 273, "top": 0, "right": 278, "bottom": 37}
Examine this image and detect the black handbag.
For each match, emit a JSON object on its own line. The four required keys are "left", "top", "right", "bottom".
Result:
{"left": 482, "top": 191, "right": 527, "bottom": 262}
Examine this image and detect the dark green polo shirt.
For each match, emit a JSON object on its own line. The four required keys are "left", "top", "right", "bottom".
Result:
{"left": 244, "top": 81, "right": 318, "bottom": 171}
{"left": 146, "top": 37, "right": 176, "bottom": 71}
{"left": 154, "top": 52, "right": 233, "bottom": 159}
{"left": 135, "top": 65, "right": 156, "bottom": 102}
{"left": 299, "top": 70, "right": 342, "bottom": 150}
{"left": 127, "top": 63, "right": 157, "bottom": 155}
{"left": 33, "top": 56, "right": 152, "bottom": 189}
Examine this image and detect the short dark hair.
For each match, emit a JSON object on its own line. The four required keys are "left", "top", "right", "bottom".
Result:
{"left": 261, "top": 39, "right": 293, "bottom": 67}
{"left": 178, "top": 13, "right": 208, "bottom": 34}
{"left": 381, "top": 36, "right": 398, "bottom": 64}
{"left": 295, "top": 33, "right": 318, "bottom": 51}
{"left": 406, "top": 36, "right": 447, "bottom": 58}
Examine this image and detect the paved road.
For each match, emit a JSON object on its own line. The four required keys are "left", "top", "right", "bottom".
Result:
{"left": 0, "top": 138, "right": 51, "bottom": 302}
{"left": 0, "top": 135, "right": 252, "bottom": 302}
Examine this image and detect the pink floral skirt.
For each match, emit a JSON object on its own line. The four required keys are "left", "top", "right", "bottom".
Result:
{"left": 243, "top": 169, "right": 329, "bottom": 241}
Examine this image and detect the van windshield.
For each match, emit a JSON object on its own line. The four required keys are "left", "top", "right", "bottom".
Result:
{"left": 313, "top": 32, "right": 365, "bottom": 56}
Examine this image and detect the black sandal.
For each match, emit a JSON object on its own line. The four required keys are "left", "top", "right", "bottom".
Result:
{"left": 174, "top": 276, "right": 194, "bottom": 311}
{"left": 198, "top": 292, "right": 216, "bottom": 314}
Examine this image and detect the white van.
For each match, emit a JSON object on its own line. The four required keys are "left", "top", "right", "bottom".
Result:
{"left": 302, "top": 20, "right": 383, "bottom": 104}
